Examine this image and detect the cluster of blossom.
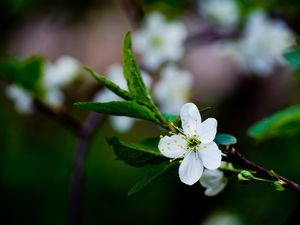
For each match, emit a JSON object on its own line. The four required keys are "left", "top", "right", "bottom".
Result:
{"left": 199, "top": 0, "right": 294, "bottom": 76}
{"left": 93, "top": 64, "right": 151, "bottom": 132}
{"left": 94, "top": 12, "right": 193, "bottom": 132}
{"left": 6, "top": 56, "right": 81, "bottom": 114}
{"left": 159, "top": 103, "right": 228, "bottom": 196}
{"left": 93, "top": 63, "right": 193, "bottom": 132}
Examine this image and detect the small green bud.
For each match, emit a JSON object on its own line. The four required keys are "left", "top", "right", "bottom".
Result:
{"left": 273, "top": 180, "right": 286, "bottom": 191}
{"left": 238, "top": 170, "right": 255, "bottom": 184}
{"left": 268, "top": 170, "right": 278, "bottom": 178}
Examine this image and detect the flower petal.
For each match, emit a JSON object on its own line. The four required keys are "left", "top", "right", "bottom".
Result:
{"left": 158, "top": 134, "right": 186, "bottom": 158}
{"left": 200, "top": 169, "right": 228, "bottom": 196}
{"left": 199, "top": 169, "right": 224, "bottom": 187}
{"left": 111, "top": 116, "right": 135, "bottom": 133}
{"left": 179, "top": 151, "right": 203, "bottom": 185}
{"left": 198, "top": 118, "right": 217, "bottom": 144}
{"left": 199, "top": 142, "right": 222, "bottom": 170}
{"left": 180, "top": 103, "right": 201, "bottom": 136}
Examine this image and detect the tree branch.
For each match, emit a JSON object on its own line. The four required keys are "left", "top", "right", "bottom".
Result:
{"left": 223, "top": 146, "right": 300, "bottom": 194}
{"left": 70, "top": 112, "right": 106, "bottom": 225}
{"left": 283, "top": 198, "right": 300, "bottom": 225}
{"left": 34, "top": 99, "right": 81, "bottom": 134}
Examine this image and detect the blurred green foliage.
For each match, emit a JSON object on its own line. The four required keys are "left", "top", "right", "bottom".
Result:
{"left": 1, "top": 1, "right": 300, "bottom": 225}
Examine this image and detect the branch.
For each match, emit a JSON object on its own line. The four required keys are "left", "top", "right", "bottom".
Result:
{"left": 70, "top": 112, "right": 106, "bottom": 225}
{"left": 283, "top": 198, "right": 300, "bottom": 225}
{"left": 34, "top": 99, "right": 81, "bottom": 134}
{"left": 223, "top": 146, "right": 300, "bottom": 194}
{"left": 121, "top": 0, "right": 144, "bottom": 29}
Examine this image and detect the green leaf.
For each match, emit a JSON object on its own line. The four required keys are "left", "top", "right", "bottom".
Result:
{"left": 162, "top": 113, "right": 180, "bottom": 123}
{"left": 214, "top": 133, "right": 237, "bottom": 145}
{"left": 0, "top": 56, "right": 44, "bottom": 92}
{"left": 284, "top": 49, "right": 300, "bottom": 73}
{"left": 248, "top": 104, "right": 300, "bottom": 140}
{"left": 84, "top": 66, "right": 132, "bottom": 101}
{"left": 122, "top": 32, "right": 150, "bottom": 104}
{"left": 128, "top": 161, "right": 179, "bottom": 195}
{"left": 106, "top": 137, "right": 165, "bottom": 167}
{"left": 75, "top": 101, "right": 160, "bottom": 123}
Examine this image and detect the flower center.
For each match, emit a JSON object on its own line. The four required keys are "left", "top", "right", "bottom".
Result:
{"left": 187, "top": 136, "right": 200, "bottom": 151}
{"left": 150, "top": 36, "right": 162, "bottom": 47}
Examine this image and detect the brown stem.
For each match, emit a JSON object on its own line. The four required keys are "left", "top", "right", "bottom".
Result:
{"left": 223, "top": 146, "right": 300, "bottom": 194}
{"left": 34, "top": 99, "right": 81, "bottom": 134}
{"left": 283, "top": 198, "right": 300, "bottom": 225}
{"left": 70, "top": 113, "right": 106, "bottom": 225}
{"left": 121, "top": 0, "right": 144, "bottom": 29}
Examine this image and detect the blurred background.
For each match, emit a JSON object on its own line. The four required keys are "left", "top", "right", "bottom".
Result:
{"left": 1, "top": 0, "right": 300, "bottom": 225}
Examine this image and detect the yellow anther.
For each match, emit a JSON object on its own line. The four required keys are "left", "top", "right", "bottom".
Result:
{"left": 168, "top": 131, "right": 173, "bottom": 134}
{"left": 160, "top": 134, "right": 164, "bottom": 138}
{"left": 169, "top": 159, "right": 174, "bottom": 163}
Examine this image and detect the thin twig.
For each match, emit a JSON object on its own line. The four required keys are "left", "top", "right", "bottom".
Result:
{"left": 283, "top": 198, "right": 300, "bottom": 225}
{"left": 34, "top": 99, "right": 81, "bottom": 134}
{"left": 121, "top": 0, "right": 144, "bottom": 29}
{"left": 223, "top": 146, "right": 300, "bottom": 194}
{"left": 70, "top": 112, "right": 106, "bottom": 225}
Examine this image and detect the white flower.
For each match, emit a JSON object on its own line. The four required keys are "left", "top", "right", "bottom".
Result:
{"left": 43, "top": 55, "right": 80, "bottom": 89}
{"left": 93, "top": 64, "right": 151, "bottom": 132}
{"left": 154, "top": 65, "right": 193, "bottom": 114}
{"left": 158, "top": 103, "right": 222, "bottom": 185}
{"left": 43, "top": 88, "right": 64, "bottom": 108}
{"left": 5, "top": 85, "right": 33, "bottom": 114}
{"left": 199, "top": 168, "right": 228, "bottom": 196}
{"left": 42, "top": 55, "right": 81, "bottom": 107}
{"left": 199, "top": 0, "right": 239, "bottom": 28}
{"left": 202, "top": 213, "right": 243, "bottom": 225}
{"left": 240, "top": 11, "right": 294, "bottom": 75}
{"left": 133, "top": 12, "right": 188, "bottom": 70}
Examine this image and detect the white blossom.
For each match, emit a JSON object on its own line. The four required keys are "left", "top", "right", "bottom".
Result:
{"left": 240, "top": 11, "right": 294, "bottom": 75}
{"left": 158, "top": 103, "right": 222, "bottom": 185}
{"left": 202, "top": 213, "right": 244, "bottom": 225}
{"left": 5, "top": 85, "right": 33, "bottom": 114}
{"left": 43, "top": 88, "right": 64, "bottom": 108}
{"left": 43, "top": 55, "right": 81, "bottom": 89}
{"left": 199, "top": 168, "right": 228, "bottom": 196}
{"left": 199, "top": 0, "right": 239, "bottom": 28}
{"left": 42, "top": 55, "right": 81, "bottom": 107}
{"left": 93, "top": 64, "right": 151, "bottom": 132}
{"left": 133, "top": 12, "right": 188, "bottom": 70}
{"left": 154, "top": 65, "right": 193, "bottom": 114}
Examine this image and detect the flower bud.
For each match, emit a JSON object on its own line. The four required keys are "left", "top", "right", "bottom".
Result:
{"left": 238, "top": 170, "right": 254, "bottom": 184}
{"left": 273, "top": 180, "right": 286, "bottom": 191}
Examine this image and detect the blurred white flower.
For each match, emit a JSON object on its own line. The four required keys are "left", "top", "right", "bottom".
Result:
{"left": 154, "top": 65, "right": 193, "bottom": 114}
{"left": 158, "top": 103, "right": 222, "bottom": 185}
{"left": 133, "top": 12, "right": 188, "bottom": 70}
{"left": 5, "top": 85, "right": 33, "bottom": 114}
{"left": 42, "top": 55, "right": 81, "bottom": 107}
{"left": 93, "top": 64, "right": 151, "bottom": 132}
{"left": 43, "top": 55, "right": 81, "bottom": 89}
{"left": 240, "top": 11, "right": 294, "bottom": 75}
{"left": 199, "top": 168, "right": 228, "bottom": 196}
{"left": 202, "top": 213, "right": 244, "bottom": 225}
{"left": 43, "top": 88, "right": 64, "bottom": 108}
{"left": 199, "top": 0, "right": 239, "bottom": 28}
